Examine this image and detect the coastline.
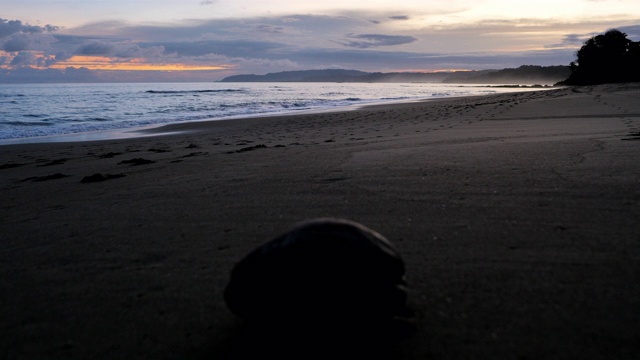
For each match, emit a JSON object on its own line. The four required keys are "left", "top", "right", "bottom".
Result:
{"left": 0, "top": 97, "right": 456, "bottom": 146}
{"left": 1, "top": 83, "right": 639, "bottom": 359}
{"left": 0, "top": 83, "right": 545, "bottom": 146}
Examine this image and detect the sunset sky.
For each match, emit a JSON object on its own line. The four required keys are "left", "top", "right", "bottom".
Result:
{"left": 2, "top": 0, "right": 639, "bottom": 82}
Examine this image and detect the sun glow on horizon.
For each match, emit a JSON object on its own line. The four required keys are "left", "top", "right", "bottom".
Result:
{"left": 0, "top": 52, "right": 232, "bottom": 72}
{"left": 49, "top": 56, "right": 232, "bottom": 71}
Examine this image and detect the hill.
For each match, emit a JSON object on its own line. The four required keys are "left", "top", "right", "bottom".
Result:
{"left": 220, "top": 66, "right": 570, "bottom": 84}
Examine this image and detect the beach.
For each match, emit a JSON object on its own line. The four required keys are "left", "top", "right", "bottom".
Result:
{"left": 1, "top": 83, "right": 639, "bottom": 359}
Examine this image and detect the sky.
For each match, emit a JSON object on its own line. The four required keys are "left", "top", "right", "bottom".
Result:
{"left": 1, "top": 0, "right": 639, "bottom": 82}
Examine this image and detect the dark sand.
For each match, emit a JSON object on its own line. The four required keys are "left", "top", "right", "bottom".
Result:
{"left": 1, "top": 83, "right": 639, "bottom": 359}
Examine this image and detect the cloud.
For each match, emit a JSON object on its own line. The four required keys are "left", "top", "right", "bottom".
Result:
{"left": 0, "top": 66, "right": 99, "bottom": 83}
{"left": 545, "top": 33, "right": 589, "bottom": 49}
{"left": 2, "top": 50, "right": 55, "bottom": 68}
{"left": 618, "top": 24, "right": 640, "bottom": 40}
{"left": 546, "top": 24, "right": 640, "bottom": 50}
{"left": 113, "top": 44, "right": 166, "bottom": 59}
{"left": 562, "top": 34, "right": 585, "bottom": 45}
{"left": 2, "top": 34, "right": 31, "bottom": 52}
{"left": 9, "top": 51, "right": 36, "bottom": 66}
{"left": 200, "top": 0, "right": 217, "bottom": 5}
{"left": 253, "top": 24, "right": 286, "bottom": 34}
{"left": 0, "top": 18, "right": 57, "bottom": 38}
{"left": 77, "top": 41, "right": 115, "bottom": 55}
{"left": 191, "top": 52, "right": 300, "bottom": 73}
{"left": 340, "top": 34, "right": 418, "bottom": 48}
{"left": 1, "top": 12, "right": 600, "bottom": 81}
{"left": 1, "top": 18, "right": 59, "bottom": 60}
{"left": 148, "top": 39, "right": 285, "bottom": 58}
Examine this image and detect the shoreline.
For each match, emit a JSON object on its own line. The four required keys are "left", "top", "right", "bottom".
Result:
{"left": 1, "top": 83, "right": 639, "bottom": 359}
{"left": 0, "top": 99, "right": 397, "bottom": 146}
{"left": 0, "top": 85, "right": 549, "bottom": 146}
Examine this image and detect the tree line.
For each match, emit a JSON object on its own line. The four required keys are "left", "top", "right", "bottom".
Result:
{"left": 560, "top": 29, "right": 640, "bottom": 85}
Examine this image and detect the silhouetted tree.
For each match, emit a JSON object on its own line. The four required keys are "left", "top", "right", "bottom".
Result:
{"left": 560, "top": 29, "right": 640, "bottom": 85}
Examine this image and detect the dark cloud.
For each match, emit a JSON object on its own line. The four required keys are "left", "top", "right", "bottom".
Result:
{"left": 0, "top": 66, "right": 99, "bottom": 84}
{"left": 69, "top": 40, "right": 167, "bottom": 60}
{"left": 340, "top": 34, "right": 418, "bottom": 48}
{"left": 0, "top": 18, "right": 58, "bottom": 38}
{"left": 38, "top": 35, "right": 93, "bottom": 62}
{"left": 7, "top": 50, "right": 54, "bottom": 68}
{"left": 2, "top": 34, "right": 31, "bottom": 52}
{"left": 558, "top": 33, "right": 587, "bottom": 46}
{"left": 77, "top": 41, "right": 115, "bottom": 55}
{"left": 52, "top": 34, "right": 107, "bottom": 57}
{"left": 253, "top": 24, "right": 286, "bottom": 34}
{"left": 43, "top": 56, "right": 56, "bottom": 67}
{"left": 54, "top": 50, "right": 73, "bottom": 62}
{"left": 548, "top": 25, "right": 640, "bottom": 49}
{"left": 113, "top": 44, "right": 166, "bottom": 59}
{"left": 72, "top": 15, "right": 363, "bottom": 43}
{"left": 200, "top": 0, "right": 217, "bottom": 5}
{"left": 564, "top": 34, "right": 584, "bottom": 44}
{"left": 148, "top": 39, "right": 285, "bottom": 58}
{"left": 619, "top": 25, "right": 640, "bottom": 40}
{"left": 9, "top": 51, "right": 35, "bottom": 66}
{"left": 389, "top": 16, "right": 410, "bottom": 21}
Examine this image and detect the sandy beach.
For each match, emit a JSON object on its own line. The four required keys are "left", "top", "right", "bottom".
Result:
{"left": 1, "top": 83, "right": 639, "bottom": 359}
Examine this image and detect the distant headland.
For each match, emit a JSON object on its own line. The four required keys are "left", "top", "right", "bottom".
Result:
{"left": 219, "top": 65, "right": 571, "bottom": 85}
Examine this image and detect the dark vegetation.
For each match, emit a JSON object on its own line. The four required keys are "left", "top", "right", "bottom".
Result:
{"left": 559, "top": 29, "right": 640, "bottom": 85}
{"left": 441, "top": 65, "right": 570, "bottom": 84}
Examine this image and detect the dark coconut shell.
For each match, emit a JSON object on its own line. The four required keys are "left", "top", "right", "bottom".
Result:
{"left": 224, "top": 218, "right": 409, "bottom": 325}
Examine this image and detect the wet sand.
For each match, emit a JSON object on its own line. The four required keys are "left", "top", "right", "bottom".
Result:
{"left": 1, "top": 83, "right": 639, "bottom": 359}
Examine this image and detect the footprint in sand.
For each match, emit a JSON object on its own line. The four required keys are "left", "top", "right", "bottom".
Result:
{"left": 80, "top": 173, "right": 126, "bottom": 183}
{"left": 621, "top": 132, "right": 640, "bottom": 141}
{"left": 118, "top": 158, "right": 156, "bottom": 166}
{"left": 228, "top": 144, "right": 268, "bottom": 154}
{"left": 181, "top": 152, "right": 209, "bottom": 158}
{"left": 37, "top": 159, "right": 68, "bottom": 167}
{"left": 21, "top": 173, "right": 70, "bottom": 182}
{"left": 95, "top": 152, "right": 123, "bottom": 159}
{"left": 0, "top": 163, "right": 26, "bottom": 170}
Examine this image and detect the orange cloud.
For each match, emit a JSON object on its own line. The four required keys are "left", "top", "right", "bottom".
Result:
{"left": 50, "top": 55, "right": 232, "bottom": 71}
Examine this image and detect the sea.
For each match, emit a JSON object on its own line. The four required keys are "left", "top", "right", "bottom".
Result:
{"left": 0, "top": 82, "right": 540, "bottom": 144}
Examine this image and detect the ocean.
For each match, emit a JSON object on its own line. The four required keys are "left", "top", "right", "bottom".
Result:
{"left": 0, "top": 82, "right": 539, "bottom": 144}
